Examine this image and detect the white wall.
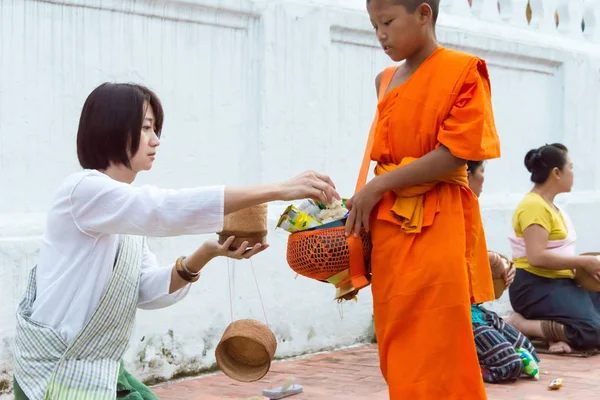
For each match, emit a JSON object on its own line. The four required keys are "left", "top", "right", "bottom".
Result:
{"left": 2, "top": 0, "right": 600, "bottom": 393}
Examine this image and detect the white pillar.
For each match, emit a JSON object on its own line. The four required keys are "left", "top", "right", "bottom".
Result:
{"left": 529, "top": 0, "right": 559, "bottom": 34}
{"left": 498, "top": 0, "right": 529, "bottom": 27}
{"left": 471, "top": 0, "right": 501, "bottom": 21}
{"left": 556, "top": 0, "right": 585, "bottom": 38}
{"left": 439, "top": 0, "right": 472, "bottom": 17}
{"left": 583, "top": 0, "right": 600, "bottom": 42}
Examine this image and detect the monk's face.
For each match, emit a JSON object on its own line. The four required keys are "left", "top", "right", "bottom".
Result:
{"left": 367, "top": 0, "right": 432, "bottom": 62}
{"left": 468, "top": 164, "right": 485, "bottom": 198}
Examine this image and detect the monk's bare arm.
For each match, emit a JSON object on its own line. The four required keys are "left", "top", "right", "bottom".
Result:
{"left": 375, "top": 72, "right": 383, "bottom": 97}
{"left": 372, "top": 145, "right": 466, "bottom": 193}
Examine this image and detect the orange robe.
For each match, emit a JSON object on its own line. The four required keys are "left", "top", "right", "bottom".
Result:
{"left": 369, "top": 47, "right": 501, "bottom": 399}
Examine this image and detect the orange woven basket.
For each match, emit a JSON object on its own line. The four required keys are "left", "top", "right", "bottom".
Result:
{"left": 283, "top": 69, "right": 401, "bottom": 300}
{"left": 286, "top": 226, "right": 372, "bottom": 300}
{"left": 287, "top": 227, "right": 372, "bottom": 281}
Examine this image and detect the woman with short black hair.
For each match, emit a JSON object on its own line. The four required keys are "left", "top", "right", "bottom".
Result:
{"left": 12, "top": 82, "right": 340, "bottom": 399}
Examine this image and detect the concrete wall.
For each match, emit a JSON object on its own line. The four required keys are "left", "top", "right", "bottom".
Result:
{"left": 2, "top": 0, "right": 600, "bottom": 393}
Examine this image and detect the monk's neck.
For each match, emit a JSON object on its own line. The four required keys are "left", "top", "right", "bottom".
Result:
{"left": 404, "top": 38, "right": 439, "bottom": 72}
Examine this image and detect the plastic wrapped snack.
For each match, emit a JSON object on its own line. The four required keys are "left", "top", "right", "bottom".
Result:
{"left": 317, "top": 199, "right": 349, "bottom": 224}
{"left": 517, "top": 348, "right": 539, "bottom": 380}
{"left": 297, "top": 199, "right": 322, "bottom": 220}
{"left": 548, "top": 378, "right": 563, "bottom": 390}
{"left": 277, "top": 205, "right": 322, "bottom": 233}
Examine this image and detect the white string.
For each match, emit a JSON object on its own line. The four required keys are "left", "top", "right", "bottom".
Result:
{"left": 250, "top": 259, "right": 269, "bottom": 326}
{"left": 227, "top": 258, "right": 234, "bottom": 323}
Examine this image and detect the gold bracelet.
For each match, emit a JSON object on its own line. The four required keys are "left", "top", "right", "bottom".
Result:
{"left": 176, "top": 256, "right": 200, "bottom": 283}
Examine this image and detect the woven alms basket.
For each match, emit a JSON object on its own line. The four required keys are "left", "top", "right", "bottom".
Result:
{"left": 218, "top": 204, "right": 268, "bottom": 250}
{"left": 287, "top": 226, "right": 372, "bottom": 301}
{"left": 576, "top": 252, "right": 600, "bottom": 292}
{"left": 215, "top": 319, "right": 277, "bottom": 382}
{"left": 490, "top": 252, "right": 510, "bottom": 300}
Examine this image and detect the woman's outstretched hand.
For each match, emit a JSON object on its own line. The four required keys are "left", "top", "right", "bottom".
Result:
{"left": 203, "top": 237, "right": 269, "bottom": 260}
{"left": 280, "top": 171, "right": 340, "bottom": 205}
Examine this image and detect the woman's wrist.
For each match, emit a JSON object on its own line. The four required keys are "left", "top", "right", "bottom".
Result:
{"left": 175, "top": 256, "right": 200, "bottom": 283}
{"left": 574, "top": 256, "right": 591, "bottom": 270}
{"left": 265, "top": 182, "right": 283, "bottom": 202}
{"left": 186, "top": 243, "right": 217, "bottom": 273}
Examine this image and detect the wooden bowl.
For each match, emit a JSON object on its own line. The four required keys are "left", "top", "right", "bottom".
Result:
{"left": 577, "top": 252, "right": 600, "bottom": 292}
{"left": 490, "top": 252, "right": 510, "bottom": 300}
{"left": 218, "top": 234, "right": 266, "bottom": 251}
{"left": 215, "top": 319, "right": 277, "bottom": 382}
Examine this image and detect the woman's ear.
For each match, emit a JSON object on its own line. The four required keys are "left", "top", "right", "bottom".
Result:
{"left": 552, "top": 167, "right": 561, "bottom": 180}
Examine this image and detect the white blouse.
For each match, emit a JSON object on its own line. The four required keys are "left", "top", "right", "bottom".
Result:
{"left": 30, "top": 170, "right": 224, "bottom": 343}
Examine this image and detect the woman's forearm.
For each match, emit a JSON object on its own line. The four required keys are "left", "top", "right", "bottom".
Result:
{"left": 223, "top": 184, "right": 281, "bottom": 215}
{"left": 169, "top": 242, "right": 217, "bottom": 293}
{"left": 528, "top": 250, "right": 587, "bottom": 271}
{"left": 372, "top": 146, "right": 466, "bottom": 193}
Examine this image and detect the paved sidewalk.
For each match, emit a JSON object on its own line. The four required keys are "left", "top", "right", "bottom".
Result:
{"left": 152, "top": 344, "right": 600, "bottom": 399}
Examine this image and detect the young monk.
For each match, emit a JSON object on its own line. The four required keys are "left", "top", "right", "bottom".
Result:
{"left": 345, "top": 1, "right": 501, "bottom": 398}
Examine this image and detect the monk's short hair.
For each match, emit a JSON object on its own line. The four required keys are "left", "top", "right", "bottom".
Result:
{"left": 76, "top": 83, "right": 164, "bottom": 170}
{"left": 369, "top": 0, "right": 440, "bottom": 24}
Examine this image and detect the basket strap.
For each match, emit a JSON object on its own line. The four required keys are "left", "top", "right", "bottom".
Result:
{"left": 354, "top": 66, "right": 399, "bottom": 195}
{"left": 347, "top": 235, "right": 370, "bottom": 291}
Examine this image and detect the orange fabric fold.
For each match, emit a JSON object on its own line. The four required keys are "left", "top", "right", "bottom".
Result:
{"left": 374, "top": 160, "right": 468, "bottom": 233}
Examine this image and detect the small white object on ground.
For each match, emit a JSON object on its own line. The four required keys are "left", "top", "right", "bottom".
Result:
{"left": 263, "top": 377, "right": 303, "bottom": 399}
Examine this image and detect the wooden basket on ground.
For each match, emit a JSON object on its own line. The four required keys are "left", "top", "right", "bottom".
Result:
{"left": 287, "top": 226, "right": 372, "bottom": 301}
{"left": 218, "top": 204, "right": 268, "bottom": 250}
{"left": 490, "top": 252, "right": 511, "bottom": 300}
{"left": 577, "top": 252, "right": 600, "bottom": 292}
{"left": 215, "top": 319, "right": 277, "bottom": 382}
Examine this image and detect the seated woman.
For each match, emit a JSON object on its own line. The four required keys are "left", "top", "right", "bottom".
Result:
{"left": 467, "top": 161, "right": 538, "bottom": 384}
{"left": 507, "top": 144, "right": 600, "bottom": 354}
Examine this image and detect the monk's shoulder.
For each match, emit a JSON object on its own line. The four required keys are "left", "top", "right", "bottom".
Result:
{"left": 375, "top": 71, "right": 383, "bottom": 94}
{"left": 375, "top": 66, "right": 400, "bottom": 96}
{"left": 440, "top": 48, "right": 484, "bottom": 65}
{"left": 439, "top": 48, "right": 491, "bottom": 88}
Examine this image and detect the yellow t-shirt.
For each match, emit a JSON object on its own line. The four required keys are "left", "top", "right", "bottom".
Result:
{"left": 512, "top": 192, "right": 574, "bottom": 279}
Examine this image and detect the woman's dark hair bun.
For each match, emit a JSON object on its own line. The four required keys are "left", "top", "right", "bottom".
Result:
{"left": 523, "top": 143, "right": 568, "bottom": 184}
{"left": 524, "top": 149, "right": 541, "bottom": 173}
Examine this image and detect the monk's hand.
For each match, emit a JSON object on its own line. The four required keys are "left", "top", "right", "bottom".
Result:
{"left": 504, "top": 263, "right": 516, "bottom": 289}
{"left": 345, "top": 180, "right": 385, "bottom": 237}
{"left": 280, "top": 170, "right": 341, "bottom": 205}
